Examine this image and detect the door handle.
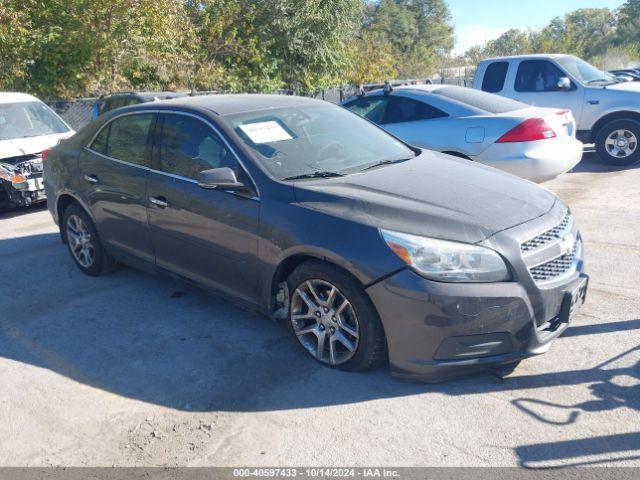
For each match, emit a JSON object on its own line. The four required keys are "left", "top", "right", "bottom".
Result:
{"left": 149, "top": 196, "right": 168, "bottom": 208}
{"left": 84, "top": 174, "right": 98, "bottom": 184}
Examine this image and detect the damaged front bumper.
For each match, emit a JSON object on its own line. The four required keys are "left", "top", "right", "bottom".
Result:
{"left": 0, "top": 154, "right": 46, "bottom": 208}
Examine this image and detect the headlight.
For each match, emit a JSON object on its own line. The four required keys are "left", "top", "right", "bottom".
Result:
{"left": 380, "top": 229, "right": 510, "bottom": 282}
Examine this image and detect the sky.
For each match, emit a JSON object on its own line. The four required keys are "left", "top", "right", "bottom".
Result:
{"left": 449, "top": 0, "right": 627, "bottom": 54}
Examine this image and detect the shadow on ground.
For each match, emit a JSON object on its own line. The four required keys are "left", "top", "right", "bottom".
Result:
{"left": 571, "top": 150, "right": 640, "bottom": 174}
{"left": 1, "top": 229, "right": 638, "bottom": 466}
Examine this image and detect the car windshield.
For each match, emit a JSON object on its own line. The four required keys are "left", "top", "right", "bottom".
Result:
{"left": 0, "top": 101, "right": 70, "bottom": 141}
{"left": 225, "top": 103, "right": 416, "bottom": 181}
{"left": 556, "top": 56, "right": 618, "bottom": 85}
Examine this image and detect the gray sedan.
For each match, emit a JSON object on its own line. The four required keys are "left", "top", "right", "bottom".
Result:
{"left": 343, "top": 85, "right": 583, "bottom": 183}
{"left": 44, "top": 94, "right": 587, "bottom": 381}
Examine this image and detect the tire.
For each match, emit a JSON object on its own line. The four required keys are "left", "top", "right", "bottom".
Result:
{"left": 62, "top": 203, "right": 117, "bottom": 276}
{"left": 286, "top": 260, "right": 387, "bottom": 372}
{"left": 595, "top": 119, "right": 640, "bottom": 166}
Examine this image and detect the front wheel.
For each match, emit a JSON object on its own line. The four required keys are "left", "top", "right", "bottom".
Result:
{"left": 287, "top": 261, "right": 387, "bottom": 372}
{"left": 595, "top": 119, "right": 640, "bottom": 166}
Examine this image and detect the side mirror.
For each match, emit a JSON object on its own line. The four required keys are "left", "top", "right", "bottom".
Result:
{"left": 557, "top": 77, "right": 572, "bottom": 90}
{"left": 197, "top": 167, "right": 250, "bottom": 194}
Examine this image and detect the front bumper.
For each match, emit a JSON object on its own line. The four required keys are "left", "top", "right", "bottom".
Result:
{"left": 0, "top": 175, "right": 46, "bottom": 207}
{"left": 366, "top": 266, "right": 588, "bottom": 382}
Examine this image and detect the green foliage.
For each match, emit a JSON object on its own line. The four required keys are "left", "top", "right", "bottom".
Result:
{"left": 5, "top": 0, "right": 639, "bottom": 99}
{"left": 465, "top": 3, "right": 638, "bottom": 68}
{"left": 370, "top": 0, "right": 454, "bottom": 77}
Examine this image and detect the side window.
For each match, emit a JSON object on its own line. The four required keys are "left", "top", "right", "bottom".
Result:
{"left": 382, "top": 97, "right": 448, "bottom": 124}
{"left": 482, "top": 62, "right": 509, "bottom": 93}
{"left": 344, "top": 97, "right": 389, "bottom": 124}
{"left": 158, "top": 114, "right": 236, "bottom": 179}
{"left": 515, "top": 60, "right": 567, "bottom": 92}
{"left": 106, "top": 113, "right": 154, "bottom": 166}
{"left": 90, "top": 124, "right": 110, "bottom": 155}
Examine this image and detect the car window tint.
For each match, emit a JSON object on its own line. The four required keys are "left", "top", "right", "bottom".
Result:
{"left": 159, "top": 114, "right": 236, "bottom": 179}
{"left": 515, "top": 60, "right": 566, "bottom": 92}
{"left": 382, "top": 97, "right": 447, "bottom": 124}
{"left": 345, "top": 97, "right": 389, "bottom": 123}
{"left": 106, "top": 113, "right": 154, "bottom": 166}
{"left": 90, "top": 124, "right": 109, "bottom": 155}
{"left": 482, "top": 62, "right": 509, "bottom": 93}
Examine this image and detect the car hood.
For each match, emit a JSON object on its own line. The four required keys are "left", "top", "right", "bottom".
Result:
{"left": 592, "top": 81, "right": 640, "bottom": 93}
{"left": 293, "top": 151, "right": 557, "bottom": 244}
{"left": 0, "top": 131, "right": 74, "bottom": 161}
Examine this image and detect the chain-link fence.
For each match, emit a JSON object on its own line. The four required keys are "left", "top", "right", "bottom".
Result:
{"left": 47, "top": 99, "right": 96, "bottom": 131}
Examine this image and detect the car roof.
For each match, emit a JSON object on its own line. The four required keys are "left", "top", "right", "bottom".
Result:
{"left": 153, "top": 93, "right": 326, "bottom": 116}
{"left": 0, "top": 92, "right": 41, "bottom": 104}
{"left": 105, "top": 91, "right": 187, "bottom": 100}
{"left": 480, "top": 54, "right": 573, "bottom": 62}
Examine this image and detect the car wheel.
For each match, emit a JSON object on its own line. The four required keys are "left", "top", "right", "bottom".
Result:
{"left": 287, "top": 261, "right": 387, "bottom": 371}
{"left": 595, "top": 119, "right": 640, "bottom": 166}
{"left": 63, "top": 204, "right": 117, "bottom": 276}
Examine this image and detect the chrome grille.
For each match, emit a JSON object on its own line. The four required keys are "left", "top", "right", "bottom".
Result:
{"left": 521, "top": 211, "right": 572, "bottom": 253}
{"left": 529, "top": 240, "right": 579, "bottom": 282}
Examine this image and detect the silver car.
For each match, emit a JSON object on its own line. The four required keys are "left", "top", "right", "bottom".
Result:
{"left": 343, "top": 85, "right": 583, "bottom": 183}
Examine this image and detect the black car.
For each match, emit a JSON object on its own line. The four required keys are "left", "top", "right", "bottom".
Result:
{"left": 44, "top": 94, "right": 588, "bottom": 381}
{"left": 93, "top": 91, "right": 188, "bottom": 118}
{"left": 608, "top": 69, "right": 640, "bottom": 82}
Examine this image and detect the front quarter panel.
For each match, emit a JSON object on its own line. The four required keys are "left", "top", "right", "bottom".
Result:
{"left": 257, "top": 189, "right": 406, "bottom": 310}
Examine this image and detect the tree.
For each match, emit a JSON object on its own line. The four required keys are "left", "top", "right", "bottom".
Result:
{"left": 255, "top": 0, "right": 364, "bottom": 93}
{"left": 483, "top": 29, "right": 532, "bottom": 57}
{"left": 187, "top": 0, "right": 280, "bottom": 92}
{"left": 347, "top": 30, "right": 397, "bottom": 84}
{"left": 0, "top": 1, "right": 30, "bottom": 90}
{"left": 616, "top": 0, "right": 640, "bottom": 53}
{"left": 371, "top": 0, "right": 454, "bottom": 77}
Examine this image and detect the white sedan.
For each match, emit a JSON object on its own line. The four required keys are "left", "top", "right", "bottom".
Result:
{"left": 0, "top": 92, "right": 74, "bottom": 208}
{"left": 343, "top": 84, "right": 583, "bottom": 183}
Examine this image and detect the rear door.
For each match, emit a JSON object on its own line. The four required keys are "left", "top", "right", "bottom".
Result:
{"left": 79, "top": 112, "right": 156, "bottom": 263}
{"left": 146, "top": 112, "right": 260, "bottom": 303}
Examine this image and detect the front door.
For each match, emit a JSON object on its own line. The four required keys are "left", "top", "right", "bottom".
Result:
{"left": 146, "top": 112, "right": 260, "bottom": 304}
{"left": 511, "top": 59, "right": 585, "bottom": 126}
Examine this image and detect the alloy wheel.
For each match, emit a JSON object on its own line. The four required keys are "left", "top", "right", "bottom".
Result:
{"left": 290, "top": 279, "right": 359, "bottom": 365}
{"left": 605, "top": 129, "right": 637, "bottom": 158}
{"left": 66, "top": 214, "right": 95, "bottom": 268}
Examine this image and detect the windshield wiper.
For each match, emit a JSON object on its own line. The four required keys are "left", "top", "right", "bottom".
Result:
{"left": 359, "top": 157, "right": 413, "bottom": 173}
{"left": 282, "top": 171, "right": 345, "bottom": 181}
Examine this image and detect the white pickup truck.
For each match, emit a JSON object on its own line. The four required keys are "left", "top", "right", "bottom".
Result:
{"left": 473, "top": 54, "right": 640, "bottom": 166}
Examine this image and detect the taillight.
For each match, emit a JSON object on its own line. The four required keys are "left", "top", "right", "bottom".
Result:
{"left": 496, "top": 119, "right": 556, "bottom": 143}
{"left": 41, "top": 148, "right": 51, "bottom": 162}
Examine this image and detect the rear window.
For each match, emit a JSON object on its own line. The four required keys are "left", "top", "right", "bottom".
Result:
{"left": 432, "top": 86, "right": 527, "bottom": 114}
{"left": 481, "top": 62, "right": 509, "bottom": 93}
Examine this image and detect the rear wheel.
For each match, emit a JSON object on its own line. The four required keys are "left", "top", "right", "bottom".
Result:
{"left": 63, "top": 204, "right": 117, "bottom": 276}
{"left": 287, "top": 261, "right": 387, "bottom": 372}
{"left": 595, "top": 119, "right": 640, "bottom": 166}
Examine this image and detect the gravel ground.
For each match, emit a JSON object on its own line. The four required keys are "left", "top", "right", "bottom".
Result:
{"left": 0, "top": 152, "right": 638, "bottom": 467}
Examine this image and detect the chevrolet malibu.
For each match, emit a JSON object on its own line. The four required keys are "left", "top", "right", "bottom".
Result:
{"left": 44, "top": 94, "right": 588, "bottom": 380}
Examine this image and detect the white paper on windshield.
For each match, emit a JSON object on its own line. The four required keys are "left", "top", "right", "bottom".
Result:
{"left": 239, "top": 121, "right": 292, "bottom": 143}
